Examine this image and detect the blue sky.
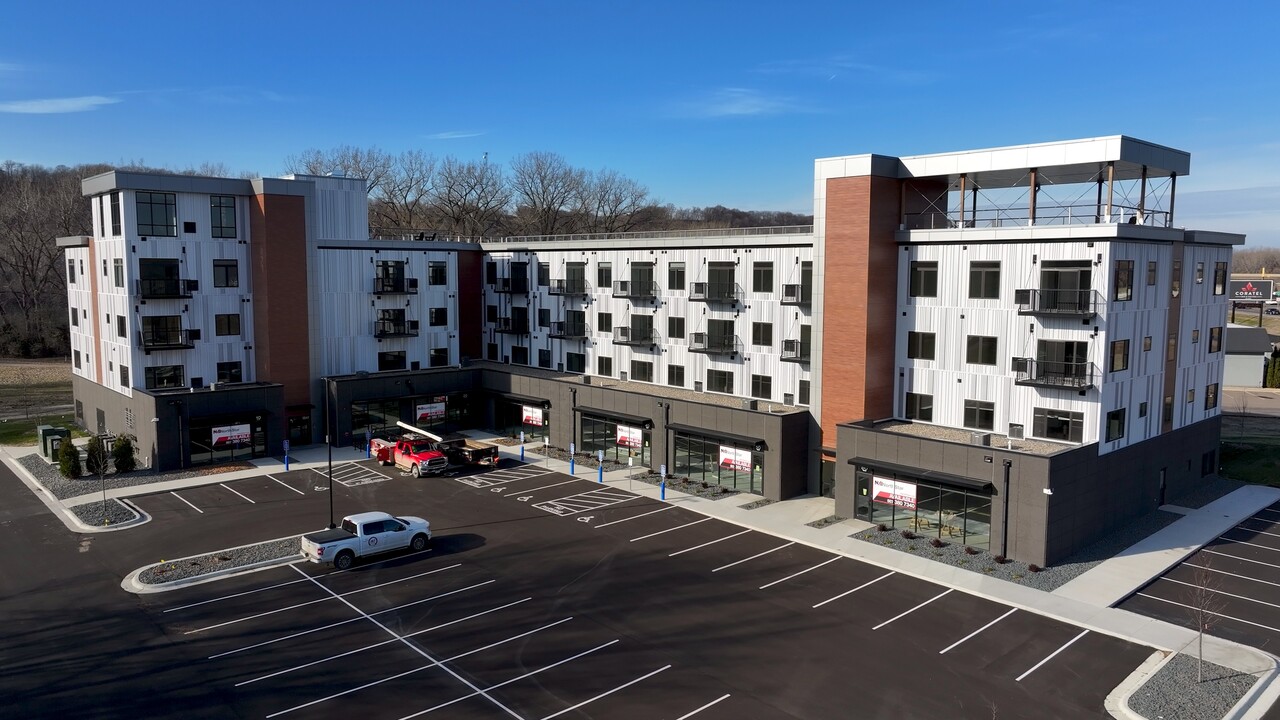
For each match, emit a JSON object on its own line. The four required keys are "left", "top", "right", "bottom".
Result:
{"left": 2, "top": 1, "right": 1278, "bottom": 244}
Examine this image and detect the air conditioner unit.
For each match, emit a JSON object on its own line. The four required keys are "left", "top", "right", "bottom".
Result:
{"left": 620, "top": 371, "right": 628, "bottom": 382}
{"left": 970, "top": 432, "right": 991, "bottom": 446}
{"left": 1008, "top": 424, "right": 1025, "bottom": 440}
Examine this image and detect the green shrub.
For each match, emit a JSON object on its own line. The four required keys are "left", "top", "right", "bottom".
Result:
{"left": 112, "top": 435, "right": 137, "bottom": 474}
{"left": 58, "top": 439, "right": 82, "bottom": 478}
{"left": 85, "top": 435, "right": 110, "bottom": 476}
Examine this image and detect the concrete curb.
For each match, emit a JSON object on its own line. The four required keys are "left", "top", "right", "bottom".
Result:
{"left": 1105, "top": 650, "right": 1171, "bottom": 720}
{"left": 1225, "top": 651, "right": 1280, "bottom": 720}
{"left": 62, "top": 497, "right": 150, "bottom": 533}
{"left": 120, "top": 532, "right": 307, "bottom": 594}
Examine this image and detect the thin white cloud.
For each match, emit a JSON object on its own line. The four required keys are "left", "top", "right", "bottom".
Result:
{"left": 756, "top": 56, "right": 933, "bottom": 85}
{"left": 677, "top": 88, "right": 809, "bottom": 118}
{"left": 0, "top": 95, "right": 120, "bottom": 113}
{"left": 194, "top": 87, "right": 291, "bottom": 104}
{"left": 425, "top": 130, "right": 485, "bottom": 140}
{"left": 0, "top": 62, "right": 20, "bottom": 75}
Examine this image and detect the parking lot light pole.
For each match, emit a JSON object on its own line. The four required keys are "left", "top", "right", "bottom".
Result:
{"left": 325, "top": 378, "right": 335, "bottom": 529}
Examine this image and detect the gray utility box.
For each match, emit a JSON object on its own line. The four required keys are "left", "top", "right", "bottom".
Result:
{"left": 39, "top": 425, "right": 71, "bottom": 460}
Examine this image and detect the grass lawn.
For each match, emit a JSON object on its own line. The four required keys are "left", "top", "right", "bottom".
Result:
{"left": 1220, "top": 439, "right": 1280, "bottom": 487}
{"left": 0, "top": 413, "right": 87, "bottom": 446}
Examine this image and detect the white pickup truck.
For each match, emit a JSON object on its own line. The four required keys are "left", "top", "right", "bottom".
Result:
{"left": 301, "top": 511, "right": 431, "bottom": 570}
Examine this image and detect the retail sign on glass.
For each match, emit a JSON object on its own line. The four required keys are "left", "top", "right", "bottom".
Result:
{"left": 522, "top": 405, "right": 544, "bottom": 426}
{"left": 718, "top": 445, "right": 751, "bottom": 472}
{"left": 212, "top": 423, "right": 251, "bottom": 448}
{"left": 415, "top": 402, "right": 446, "bottom": 423}
{"left": 871, "top": 476, "right": 917, "bottom": 509}
{"left": 616, "top": 424, "right": 642, "bottom": 448}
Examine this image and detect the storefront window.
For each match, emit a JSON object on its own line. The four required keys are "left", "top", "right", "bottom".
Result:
{"left": 351, "top": 400, "right": 400, "bottom": 440}
{"left": 187, "top": 416, "right": 265, "bottom": 465}
{"left": 494, "top": 399, "right": 549, "bottom": 441}
{"left": 674, "top": 432, "right": 762, "bottom": 494}
{"left": 864, "top": 473, "right": 991, "bottom": 550}
{"left": 580, "top": 415, "right": 650, "bottom": 466}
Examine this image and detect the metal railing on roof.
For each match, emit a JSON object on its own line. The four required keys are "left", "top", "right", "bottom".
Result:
{"left": 488, "top": 225, "right": 814, "bottom": 244}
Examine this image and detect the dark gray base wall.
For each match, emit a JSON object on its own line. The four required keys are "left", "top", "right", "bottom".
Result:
{"left": 71, "top": 375, "right": 161, "bottom": 468}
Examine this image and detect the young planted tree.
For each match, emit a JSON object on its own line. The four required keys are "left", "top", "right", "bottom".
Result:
{"left": 1183, "top": 557, "right": 1227, "bottom": 682}
{"left": 57, "top": 437, "right": 81, "bottom": 478}
{"left": 111, "top": 434, "right": 136, "bottom": 474}
{"left": 84, "top": 434, "right": 109, "bottom": 476}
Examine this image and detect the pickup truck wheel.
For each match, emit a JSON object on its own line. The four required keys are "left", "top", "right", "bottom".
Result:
{"left": 410, "top": 534, "right": 429, "bottom": 552}
{"left": 334, "top": 550, "right": 354, "bottom": 571}
{"left": 412, "top": 464, "right": 422, "bottom": 478}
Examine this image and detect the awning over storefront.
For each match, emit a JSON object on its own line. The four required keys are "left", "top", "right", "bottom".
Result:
{"left": 492, "top": 392, "right": 550, "bottom": 408}
{"left": 848, "top": 457, "right": 994, "bottom": 492}
{"left": 667, "top": 422, "right": 766, "bottom": 451}
{"left": 575, "top": 407, "right": 652, "bottom": 429}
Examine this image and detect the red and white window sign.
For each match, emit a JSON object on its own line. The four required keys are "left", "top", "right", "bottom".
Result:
{"left": 871, "top": 476, "right": 917, "bottom": 510}
{"left": 522, "top": 405, "right": 544, "bottom": 426}
{"left": 212, "top": 423, "right": 251, "bottom": 447}
{"left": 415, "top": 402, "right": 446, "bottom": 423}
{"left": 616, "top": 424, "right": 642, "bottom": 448}
{"left": 718, "top": 445, "right": 751, "bottom": 472}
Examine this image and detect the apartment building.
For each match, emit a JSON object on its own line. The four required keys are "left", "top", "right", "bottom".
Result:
{"left": 59, "top": 135, "right": 1240, "bottom": 565}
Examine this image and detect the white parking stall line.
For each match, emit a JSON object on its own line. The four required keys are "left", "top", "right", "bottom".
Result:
{"left": 675, "top": 693, "right": 732, "bottom": 720}
{"left": 208, "top": 579, "right": 494, "bottom": 659}
{"left": 759, "top": 557, "right": 841, "bottom": 590}
{"left": 541, "top": 664, "right": 672, "bottom": 719}
{"left": 1256, "top": 507, "right": 1280, "bottom": 518}
{"left": 938, "top": 608, "right": 1017, "bottom": 654}
{"left": 186, "top": 563, "right": 462, "bottom": 635}
{"left": 1183, "top": 561, "right": 1280, "bottom": 590}
{"left": 1162, "top": 577, "right": 1280, "bottom": 610}
{"left": 872, "top": 589, "right": 953, "bottom": 630}
{"left": 712, "top": 542, "right": 795, "bottom": 572}
{"left": 1202, "top": 548, "right": 1280, "bottom": 570}
{"left": 396, "top": 640, "right": 621, "bottom": 719}
{"left": 812, "top": 571, "right": 894, "bottom": 608}
{"left": 595, "top": 505, "right": 674, "bottom": 528}
{"left": 631, "top": 517, "right": 712, "bottom": 542}
{"left": 1015, "top": 630, "right": 1088, "bottom": 682}
{"left": 458, "top": 468, "right": 556, "bottom": 488}
{"left": 536, "top": 488, "right": 637, "bottom": 517}
{"left": 268, "top": 566, "right": 522, "bottom": 720}
{"left": 516, "top": 479, "right": 580, "bottom": 495}
{"left": 1135, "top": 592, "right": 1280, "bottom": 635}
{"left": 1230, "top": 522, "right": 1280, "bottom": 540}
{"left": 669, "top": 530, "right": 751, "bottom": 557}
{"left": 170, "top": 491, "right": 204, "bottom": 514}
{"left": 166, "top": 576, "right": 311, "bottom": 613}
{"left": 1214, "top": 536, "right": 1280, "bottom": 553}
{"left": 219, "top": 483, "right": 256, "bottom": 504}
{"left": 266, "top": 474, "right": 306, "bottom": 496}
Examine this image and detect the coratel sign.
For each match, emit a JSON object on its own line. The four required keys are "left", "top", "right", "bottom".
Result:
{"left": 1231, "top": 280, "right": 1274, "bottom": 301}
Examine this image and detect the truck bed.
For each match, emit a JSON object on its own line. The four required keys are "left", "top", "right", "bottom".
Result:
{"left": 304, "top": 528, "right": 354, "bottom": 544}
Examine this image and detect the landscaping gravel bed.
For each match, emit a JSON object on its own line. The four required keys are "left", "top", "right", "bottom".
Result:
{"left": 17, "top": 452, "right": 254, "bottom": 500}
{"left": 137, "top": 537, "right": 302, "bottom": 585}
{"left": 1128, "top": 653, "right": 1256, "bottom": 720}
{"left": 628, "top": 471, "right": 742, "bottom": 500}
{"left": 739, "top": 498, "right": 776, "bottom": 510}
{"left": 806, "top": 515, "right": 848, "bottom": 529}
{"left": 68, "top": 498, "right": 139, "bottom": 527}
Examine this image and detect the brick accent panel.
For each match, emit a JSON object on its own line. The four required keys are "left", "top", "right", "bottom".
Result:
{"left": 820, "top": 175, "right": 901, "bottom": 441}
{"left": 456, "top": 250, "right": 484, "bottom": 362}
{"left": 249, "top": 194, "right": 311, "bottom": 408}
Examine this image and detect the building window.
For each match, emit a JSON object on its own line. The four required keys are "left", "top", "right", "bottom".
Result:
{"left": 968, "top": 261, "right": 1000, "bottom": 299}
{"left": 1164, "top": 395, "right": 1174, "bottom": 424}
{"left": 213, "top": 259, "right": 239, "bottom": 288}
{"left": 965, "top": 336, "right": 997, "bottom": 365}
{"left": 668, "top": 364, "right": 685, "bottom": 387}
{"left": 116, "top": 315, "right": 126, "bottom": 338}
{"left": 1171, "top": 259, "right": 1182, "bottom": 298}
{"left": 211, "top": 195, "right": 236, "bottom": 238}
{"left": 136, "top": 191, "right": 177, "bottom": 236}
{"left": 1187, "top": 388, "right": 1196, "bottom": 404}
{"left": 909, "top": 261, "right": 938, "bottom": 298}
{"left": 67, "top": 259, "right": 76, "bottom": 284}
{"left": 798, "top": 379, "right": 810, "bottom": 406}
{"left": 598, "top": 356, "right": 612, "bottom": 377}
{"left": 566, "top": 352, "right": 585, "bottom": 373}
{"left": 1113, "top": 259, "right": 1134, "bottom": 301}
{"left": 1213, "top": 262, "right": 1228, "bottom": 295}
{"left": 537, "top": 262, "right": 550, "bottom": 287}
{"left": 73, "top": 351, "right": 81, "bottom": 369}
{"left": 144, "top": 365, "right": 184, "bottom": 389}
{"left": 1143, "top": 336, "right": 1152, "bottom": 352}
{"left": 905, "top": 392, "right": 933, "bottom": 421}
{"left": 119, "top": 364, "right": 129, "bottom": 387}
{"left": 537, "top": 349, "right": 550, "bottom": 369}
{"left": 537, "top": 308, "right": 550, "bottom": 329}
{"left": 963, "top": 400, "right": 994, "bottom": 431}
{"left": 1033, "top": 407, "right": 1084, "bottom": 443}
{"left": 1209, "top": 327, "right": 1222, "bottom": 353}
{"left": 668, "top": 316, "right": 685, "bottom": 340}
{"left": 428, "top": 261, "right": 447, "bottom": 285}
{"left": 752, "top": 262, "right": 773, "bottom": 293}
{"left": 485, "top": 261, "right": 497, "bottom": 284}
{"left": 632, "top": 360, "right": 654, "bottom": 383}
{"left": 429, "top": 307, "right": 448, "bottom": 326}
{"left": 511, "top": 346, "right": 528, "bottom": 366}
{"left": 1139, "top": 402, "right": 1148, "bottom": 418}
{"left": 1195, "top": 262, "right": 1205, "bottom": 284}
{"left": 486, "top": 305, "right": 498, "bottom": 323}
{"left": 113, "top": 258, "right": 124, "bottom": 288}
{"left": 752, "top": 322, "right": 772, "bottom": 347}
{"left": 215, "top": 313, "right": 241, "bottom": 336}
{"left": 751, "top": 374, "right": 772, "bottom": 399}
{"left": 1105, "top": 408, "right": 1126, "bottom": 442}
{"left": 110, "top": 191, "right": 121, "bottom": 235}
{"left": 378, "top": 351, "right": 406, "bottom": 371}
{"left": 597, "top": 262, "right": 612, "bottom": 289}
{"left": 907, "top": 331, "right": 935, "bottom": 360}
{"left": 1192, "top": 329, "right": 1200, "bottom": 344}
{"left": 1110, "top": 339, "right": 1129, "bottom": 372}
{"left": 707, "top": 369, "right": 734, "bottom": 394}
{"left": 1147, "top": 260, "right": 1157, "bottom": 286}
{"left": 217, "top": 361, "right": 243, "bottom": 383}
{"left": 71, "top": 308, "right": 79, "bottom": 328}
{"left": 1206, "top": 383, "right": 1219, "bottom": 410}
{"left": 1167, "top": 333, "right": 1177, "bottom": 363}
{"left": 669, "top": 262, "right": 685, "bottom": 291}
{"left": 430, "top": 348, "right": 449, "bottom": 367}
{"left": 597, "top": 312, "right": 612, "bottom": 333}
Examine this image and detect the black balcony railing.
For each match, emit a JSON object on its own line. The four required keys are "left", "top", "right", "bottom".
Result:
{"left": 374, "top": 320, "right": 420, "bottom": 338}
{"left": 689, "top": 281, "right": 741, "bottom": 304}
{"left": 689, "top": 332, "right": 741, "bottom": 355}
{"left": 781, "top": 339, "right": 810, "bottom": 363}
{"left": 140, "top": 328, "right": 196, "bottom": 350}
{"left": 549, "top": 321, "right": 589, "bottom": 339}
{"left": 1013, "top": 358, "right": 1097, "bottom": 389}
{"left": 373, "top": 276, "right": 419, "bottom": 294}
{"left": 613, "top": 327, "right": 659, "bottom": 345}
{"left": 494, "top": 277, "right": 529, "bottom": 294}
{"left": 781, "top": 284, "right": 811, "bottom": 306}
{"left": 138, "top": 278, "right": 196, "bottom": 299}
{"left": 495, "top": 317, "right": 529, "bottom": 334}
{"left": 612, "top": 280, "right": 659, "bottom": 299}
{"left": 549, "top": 279, "right": 590, "bottom": 296}
{"left": 1014, "top": 288, "right": 1100, "bottom": 319}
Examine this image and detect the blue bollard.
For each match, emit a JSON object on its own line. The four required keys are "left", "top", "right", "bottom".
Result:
{"left": 598, "top": 465, "right": 603, "bottom": 483}
{"left": 520, "top": 445, "right": 525, "bottom": 462}
{"left": 570, "top": 458, "right": 575, "bottom": 475}
{"left": 661, "top": 480, "right": 666, "bottom": 501}
{"left": 284, "top": 454, "right": 289, "bottom": 472}
{"left": 365, "top": 442, "right": 370, "bottom": 459}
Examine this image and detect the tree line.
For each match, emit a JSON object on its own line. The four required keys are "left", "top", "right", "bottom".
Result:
{"left": 0, "top": 150, "right": 812, "bottom": 358}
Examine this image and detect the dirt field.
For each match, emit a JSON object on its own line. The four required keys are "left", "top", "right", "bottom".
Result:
{"left": 0, "top": 359, "right": 73, "bottom": 420}
{"left": 0, "top": 359, "right": 72, "bottom": 385}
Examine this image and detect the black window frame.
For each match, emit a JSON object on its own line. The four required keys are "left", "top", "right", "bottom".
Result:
{"left": 1213, "top": 262, "right": 1228, "bottom": 295}
{"left": 1110, "top": 339, "right": 1130, "bottom": 373}
{"left": 706, "top": 369, "right": 734, "bottom": 394}
{"left": 597, "top": 311, "right": 612, "bottom": 333}
{"left": 537, "top": 308, "right": 550, "bottom": 329}
{"left": 211, "top": 195, "right": 237, "bottom": 239}
{"left": 537, "top": 262, "right": 550, "bottom": 287}
{"left": 116, "top": 315, "right": 126, "bottom": 338}
{"left": 668, "top": 316, "right": 685, "bottom": 340}
{"left": 631, "top": 359, "right": 654, "bottom": 383}
{"left": 752, "top": 262, "right": 773, "bottom": 293}
{"left": 668, "top": 262, "right": 685, "bottom": 292}
{"left": 751, "top": 373, "right": 772, "bottom": 400}
{"left": 1147, "top": 260, "right": 1157, "bottom": 286}
{"left": 113, "top": 258, "right": 124, "bottom": 288}
{"left": 1105, "top": 408, "right": 1126, "bottom": 442}
{"left": 566, "top": 352, "right": 586, "bottom": 373}
{"left": 1209, "top": 326, "right": 1222, "bottom": 353}
{"left": 968, "top": 261, "right": 1000, "bottom": 299}
{"left": 1032, "top": 407, "right": 1084, "bottom": 443}
{"left": 963, "top": 400, "right": 994, "bottom": 431}
{"left": 907, "top": 331, "right": 935, "bottom": 360}
{"left": 428, "top": 261, "right": 447, "bottom": 286}
{"left": 135, "top": 191, "right": 177, "bottom": 237}
{"left": 751, "top": 322, "right": 772, "bottom": 347}
{"left": 377, "top": 351, "right": 407, "bottom": 372}
{"left": 429, "top": 348, "right": 449, "bottom": 367}
{"left": 215, "top": 313, "right": 241, "bottom": 337}
{"left": 598, "top": 356, "right": 612, "bottom": 377}
{"left": 216, "top": 361, "right": 243, "bottom": 384}
{"left": 1206, "top": 383, "right": 1219, "bottom": 410}
{"left": 109, "top": 191, "right": 121, "bottom": 236}
{"left": 909, "top": 261, "right": 938, "bottom": 298}
{"left": 429, "top": 307, "right": 448, "bottom": 327}
{"left": 798, "top": 379, "right": 810, "bottom": 406}
{"left": 213, "top": 259, "right": 239, "bottom": 288}
{"left": 144, "top": 364, "right": 185, "bottom": 390}
{"left": 1113, "top": 259, "right": 1134, "bottom": 302}
{"left": 597, "top": 262, "right": 612, "bottom": 289}
{"left": 965, "top": 335, "right": 998, "bottom": 365}
{"left": 119, "top": 363, "right": 129, "bottom": 387}
{"left": 667, "top": 364, "right": 685, "bottom": 387}
{"left": 905, "top": 392, "right": 933, "bottom": 421}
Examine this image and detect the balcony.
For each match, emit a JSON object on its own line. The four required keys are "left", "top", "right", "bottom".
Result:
{"left": 781, "top": 284, "right": 811, "bottom": 307}
{"left": 612, "top": 280, "right": 659, "bottom": 300}
{"left": 690, "top": 282, "right": 742, "bottom": 304}
{"left": 689, "top": 332, "right": 741, "bottom": 356}
{"left": 374, "top": 320, "right": 420, "bottom": 338}
{"left": 549, "top": 321, "right": 589, "bottom": 339}
{"left": 373, "top": 276, "right": 419, "bottom": 294}
{"left": 494, "top": 277, "right": 529, "bottom": 294}
{"left": 140, "top": 328, "right": 196, "bottom": 350}
{"left": 613, "top": 327, "right": 659, "bottom": 346}
{"left": 495, "top": 317, "right": 529, "bottom": 334}
{"left": 1012, "top": 358, "right": 1097, "bottom": 390}
{"left": 781, "top": 339, "right": 810, "bottom": 363}
{"left": 1015, "top": 289, "right": 1100, "bottom": 320}
{"left": 138, "top": 278, "right": 196, "bottom": 299}
{"left": 549, "top": 279, "right": 590, "bottom": 297}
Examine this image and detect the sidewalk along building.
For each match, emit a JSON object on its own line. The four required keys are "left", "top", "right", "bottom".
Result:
{"left": 58, "top": 135, "right": 1240, "bottom": 565}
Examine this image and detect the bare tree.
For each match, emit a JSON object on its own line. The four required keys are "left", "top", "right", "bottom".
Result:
{"left": 573, "top": 169, "right": 653, "bottom": 233}
{"left": 283, "top": 146, "right": 395, "bottom": 198}
{"left": 509, "top": 152, "right": 584, "bottom": 236}
{"left": 372, "top": 150, "right": 438, "bottom": 231}
{"left": 432, "top": 157, "right": 510, "bottom": 239}
{"left": 1183, "top": 557, "right": 1227, "bottom": 682}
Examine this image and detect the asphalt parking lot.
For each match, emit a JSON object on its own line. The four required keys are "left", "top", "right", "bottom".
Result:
{"left": 2, "top": 457, "right": 1155, "bottom": 719}
{"left": 1120, "top": 500, "right": 1280, "bottom": 653}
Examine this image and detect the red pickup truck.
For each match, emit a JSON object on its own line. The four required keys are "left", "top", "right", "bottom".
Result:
{"left": 371, "top": 435, "right": 449, "bottom": 477}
